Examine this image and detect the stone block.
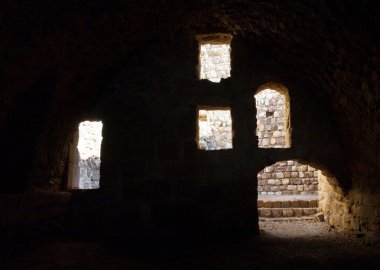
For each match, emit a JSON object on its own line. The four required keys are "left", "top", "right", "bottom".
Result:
{"left": 299, "top": 200, "right": 309, "bottom": 207}
{"left": 298, "top": 165, "right": 308, "bottom": 172}
{"left": 259, "top": 209, "right": 272, "bottom": 217}
{"left": 309, "top": 200, "right": 318, "bottom": 207}
{"left": 268, "top": 179, "right": 276, "bottom": 185}
{"left": 265, "top": 167, "right": 274, "bottom": 173}
{"left": 287, "top": 185, "right": 297, "bottom": 190}
{"left": 291, "top": 201, "right": 300, "bottom": 207}
{"left": 263, "top": 201, "right": 272, "bottom": 208}
{"left": 272, "top": 209, "right": 283, "bottom": 217}
{"left": 283, "top": 209, "right": 294, "bottom": 217}
{"left": 270, "top": 186, "right": 279, "bottom": 192}
{"left": 294, "top": 208, "right": 303, "bottom": 217}
{"left": 303, "top": 208, "right": 317, "bottom": 215}
{"left": 282, "top": 201, "right": 291, "bottom": 207}
{"left": 272, "top": 201, "right": 282, "bottom": 208}
{"left": 276, "top": 165, "right": 287, "bottom": 171}
{"left": 305, "top": 172, "right": 314, "bottom": 177}
{"left": 282, "top": 178, "right": 290, "bottom": 185}
{"left": 275, "top": 172, "right": 284, "bottom": 178}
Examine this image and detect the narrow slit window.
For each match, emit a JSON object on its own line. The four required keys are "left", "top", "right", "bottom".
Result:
{"left": 197, "top": 34, "right": 232, "bottom": 83}
{"left": 254, "top": 84, "right": 291, "bottom": 148}
{"left": 68, "top": 121, "right": 103, "bottom": 189}
{"left": 197, "top": 108, "right": 233, "bottom": 150}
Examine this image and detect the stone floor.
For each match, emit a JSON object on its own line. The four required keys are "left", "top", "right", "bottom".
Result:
{"left": 1, "top": 220, "right": 380, "bottom": 270}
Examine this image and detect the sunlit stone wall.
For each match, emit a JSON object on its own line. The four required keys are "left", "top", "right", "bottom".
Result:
{"left": 199, "top": 44, "right": 231, "bottom": 83}
{"left": 198, "top": 109, "right": 232, "bottom": 150}
{"left": 255, "top": 89, "right": 289, "bottom": 148}
{"left": 258, "top": 160, "right": 318, "bottom": 195}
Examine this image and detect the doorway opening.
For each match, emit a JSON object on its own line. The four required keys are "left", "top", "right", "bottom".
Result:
{"left": 68, "top": 121, "right": 103, "bottom": 189}
{"left": 257, "top": 159, "right": 348, "bottom": 235}
{"left": 254, "top": 84, "right": 291, "bottom": 148}
{"left": 257, "top": 160, "right": 319, "bottom": 219}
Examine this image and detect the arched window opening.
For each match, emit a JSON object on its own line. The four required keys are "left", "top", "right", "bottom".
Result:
{"left": 257, "top": 160, "right": 346, "bottom": 229}
{"left": 197, "top": 108, "right": 233, "bottom": 150}
{"left": 254, "top": 84, "right": 291, "bottom": 148}
{"left": 68, "top": 121, "right": 103, "bottom": 189}
{"left": 197, "top": 33, "right": 232, "bottom": 83}
{"left": 258, "top": 160, "right": 321, "bottom": 219}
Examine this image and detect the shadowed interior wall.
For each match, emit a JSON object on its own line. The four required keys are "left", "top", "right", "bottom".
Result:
{"left": 1, "top": 1, "right": 380, "bottom": 247}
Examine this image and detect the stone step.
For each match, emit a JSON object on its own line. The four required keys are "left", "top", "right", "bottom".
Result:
{"left": 257, "top": 199, "right": 318, "bottom": 208}
{"left": 258, "top": 207, "right": 318, "bottom": 218}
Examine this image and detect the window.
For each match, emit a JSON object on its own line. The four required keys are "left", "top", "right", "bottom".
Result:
{"left": 254, "top": 84, "right": 291, "bottom": 148}
{"left": 197, "top": 34, "right": 232, "bottom": 83}
{"left": 197, "top": 108, "right": 233, "bottom": 150}
{"left": 68, "top": 121, "right": 103, "bottom": 189}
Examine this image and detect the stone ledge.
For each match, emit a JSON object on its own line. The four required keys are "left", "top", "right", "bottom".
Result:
{"left": 258, "top": 207, "right": 318, "bottom": 218}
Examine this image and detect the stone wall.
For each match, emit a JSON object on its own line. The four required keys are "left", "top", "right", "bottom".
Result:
{"left": 318, "top": 173, "right": 380, "bottom": 232}
{"left": 199, "top": 44, "right": 231, "bottom": 83}
{"left": 78, "top": 157, "right": 101, "bottom": 189}
{"left": 198, "top": 109, "right": 233, "bottom": 150}
{"left": 255, "top": 89, "right": 289, "bottom": 148}
{"left": 258, "top": 160, "right": 318, "bottom": 195}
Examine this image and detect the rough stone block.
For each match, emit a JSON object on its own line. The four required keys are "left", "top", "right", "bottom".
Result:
{"left": 294, "top": 208, "right": 303, "bottom": 217}
{"left": 309, "top": 200, "right": 318, "bottom": 207}
{"left": 272, "top": 201, "right": 282, "bottom": 208}
{"left": 298, "top": 165, "right": 308, "bottom": 172}
{"left": 259, "top": 209, "right": 272, "bottom": 217}
{"left": 267, "top": 179, "right": 276, "bottom": 185}
{"left": 275, "top": 172, "right": 284, "bottom": 178}
{"left": 270, "top": 186, "right": 279, "bottom": 192}
{"left": 257, "top": 200, "right": 264, "bottom": 208}
{"left": 291, "top": 201, "right": 300, "bottom": 207}
{"left": 272, "top": 209, "right": 283, "bottom": 217}
{"left": 283, "top": 209, "right": 294, "bottom": 217}
{"left": 263, "top": 201, "right": 272, "bottom": 208}
{"left": 299, "top": 200, "right": 309, "bottom": 207}
{"left": 303, "top": 208, "right": 317, "bottom": 215}
{"left": 282, "top": 201, "right": 291, "bottom": 208}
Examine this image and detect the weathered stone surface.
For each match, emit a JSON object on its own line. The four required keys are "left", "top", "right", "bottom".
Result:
{"left": 255, "top": 88, "right": 290, "bottom": 148}
{"left": 198, "top": 110, "right": 232, "bottom": 150}
{"left": 283, "top": 209, "right": 294, "bottom": 217}
{"left": 294, "top": 208, "right": 303, "bottom": 217}
{"left": 258, "top": 160, "right": 319, "bottom": 195}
